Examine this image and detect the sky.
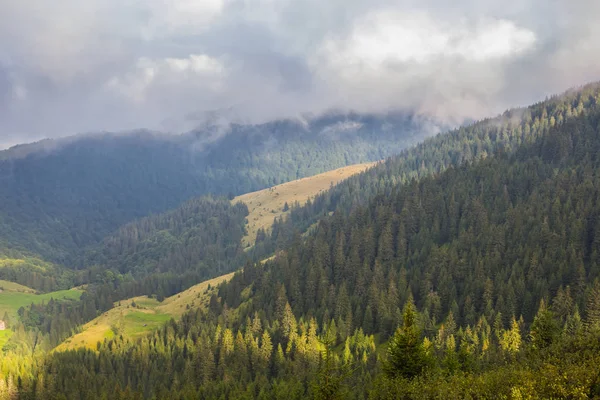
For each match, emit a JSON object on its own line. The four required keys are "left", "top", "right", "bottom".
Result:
{"left": 0, "top": 0, "right": 598, "bottom": 148}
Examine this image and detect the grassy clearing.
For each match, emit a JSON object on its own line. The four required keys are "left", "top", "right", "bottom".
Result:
{"left": 55, "top": 296, "right": 163, "bottom": 351}
{"left": 156, "top": 272, "right": 235, "bottom": 316}
{"left": 0, "top": 280, "right": 36, "bottom": 293}
{"left": 0, "top": 288, "right": 82, "bottom": 321}
{"left": 56, "top": 272, "right": 235, "bottom": 351}
{"left": 123, "top": 312, "right": 172, "bottom": 336}
{"left": 233, "top": 162, "right": 376, "bottom": 247}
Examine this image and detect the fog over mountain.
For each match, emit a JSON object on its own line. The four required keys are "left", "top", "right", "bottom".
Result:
{"left": 1, "top": 0, "right": 598, "bottom": 147}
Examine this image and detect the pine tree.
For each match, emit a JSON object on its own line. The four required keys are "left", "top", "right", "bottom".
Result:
{"left": 500, "top": 317, "right": 521, "bottom": 357}
{"left": 564, "top": 307, "right": 584, "bottom": 338}
{"left": 585, "top": 280, "right": 600, "bottom": 333}
{"left": 384, "top": 298, "right": 430, "bottom": 379}
{"left": 312, "top": 330, "right": 350, "bottom": 400}
{"left": 529, "top": 300, "right": 559, "bottom": 350}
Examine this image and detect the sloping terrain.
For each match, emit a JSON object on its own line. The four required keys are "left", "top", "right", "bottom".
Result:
{"left": 0, "top": 284, "right": 82, "bottom": 349}
{"left": 56, "top": 272, "right": 234, "bottom": 351}
{"left": 0, "top": 280, "right": 35, "bottom": 294}
{"left": 34, "top": 83, "right": 600, "bottom": 399}
{"left": 0, "top": 287, "right": 82, "bottom": 321}
{"left": 234, "top": 162, "right": 376, "bottom": 247}
{"left": 0, "top": 113, "right": 432, "bottom": 266}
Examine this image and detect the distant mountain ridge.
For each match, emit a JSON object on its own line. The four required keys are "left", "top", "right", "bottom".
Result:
{"left": 0, "top": 111, "right": 444, "bottom": 266}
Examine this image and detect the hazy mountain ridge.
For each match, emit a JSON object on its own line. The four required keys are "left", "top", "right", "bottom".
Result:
{"left": 0, "top": 111, "right": 441, "bottom": 267}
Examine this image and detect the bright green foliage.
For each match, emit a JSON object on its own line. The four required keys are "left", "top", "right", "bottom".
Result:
{"left": 312, "top": 332, "right": 351, "bottom": 400}
{"left": 500, "top": 317, "right": 522, "bottom": 356}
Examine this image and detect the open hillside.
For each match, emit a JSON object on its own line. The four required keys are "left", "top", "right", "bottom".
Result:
{"left": 234, "top": 162, "right": 376, "bottom": 247}
{"left": 0, "top": 286, "right": 82, "bottom": 322}
{"left": 26, "top": 82, "right": 600, "bottom": 399}
{"left": 56, "top": 272, "right": 234, "bottom": 351}
{"left": 0, "top": 284, "right": 83, "bottom": 349}
{"left": 0, "top": 280, "right": 35, "bottom": 294}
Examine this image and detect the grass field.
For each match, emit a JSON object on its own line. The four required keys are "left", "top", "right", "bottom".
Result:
{"left": 56, "top": 272, "right": 236, "bottom": 351}
{"left": 233, "top": 162, "right": 376, "bottom": 247}
{"left": 0, "top": 279, "right": 36, "bottom": 293}
{"left": 0, "top": 285, "right": 82, "bottom": 321}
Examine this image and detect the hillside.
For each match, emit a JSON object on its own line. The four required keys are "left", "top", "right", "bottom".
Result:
{"left": 84, "top": 196, "right": 247, "bottom": 280}
{"left": 0, "top": 254, "right": 77, "bottom": 293}
{"left": 0, "top": 113, "right": 437, "bottom": 267}
{"left": 0, "top": 287, "right": 82, "bottom": 322}
{"left": 270, "top": 82, "right": 600, "bottom": 246}
{"left": 26, "top": 83, "right": 600, "bottom": 399}
{"left": 0, "top": 285, "right": 82, "bottom": 349}
{"left": 56, "top": 272, "right": 234, "bottom": 351}
{"left": 0, "top": 280, "right": 35, "bottom": 294}
{"left": 234, "top": 162, "right": 376, "bottom": 247}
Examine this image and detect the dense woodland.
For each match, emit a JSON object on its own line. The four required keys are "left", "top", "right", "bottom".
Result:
{"left": 277, "top": 83, "right": 600, "bottom": 238}
{"left": 1, "top": 197, "right": 250, "bottom": 356}
{"left": 0, "top": 84, "right": 600, "bottom": 398}
{"left": 0, "top": 113, "right": 430, "bottom": 267}
{"left": 85, "top": 196, "right": 248, "bottom": 279}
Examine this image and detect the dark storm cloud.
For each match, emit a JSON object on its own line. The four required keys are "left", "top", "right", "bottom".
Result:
{"left": 0, "top": 0, "right": 598, "bottom": 148}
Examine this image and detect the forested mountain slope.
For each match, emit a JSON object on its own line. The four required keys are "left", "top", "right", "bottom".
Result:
{"left": 19, "top": 85, "right": 600, "bottom": 398}
{"left": 275, "top": 83, "right": 600, "bottom": 241}
{"left": 84, "top": 196, "right": 248, "bottom": 281}
{"left": 0, "top": 195, "right": 249, "bottom": 370}
{"left": 0, "top": 113, "right": 433, "bottom": 266}
{"left": 233, "top": 162, "right": 375, "bottom": 247}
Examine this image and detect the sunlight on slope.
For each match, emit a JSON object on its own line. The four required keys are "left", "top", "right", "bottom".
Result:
{"left": 0, "top": 287, "right": 82, "bottom": 321}
{"left": 156, "top": 272, "right": 235, "bottom": 316}
{"left": 233, "top": 162, "right": 377, "bottom": 247}
{"left": 0, "top": 280, "right": 36, "bottom": 294}
{"left": 56, "top": 272, "right": 235, "bottom": 351}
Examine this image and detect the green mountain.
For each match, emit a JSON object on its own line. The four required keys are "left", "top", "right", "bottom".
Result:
{"left": 9, "top": 84, "right": 600, "bottom": 399}
{"left": 0, "top": 113, "right": 437, "bottom": 267}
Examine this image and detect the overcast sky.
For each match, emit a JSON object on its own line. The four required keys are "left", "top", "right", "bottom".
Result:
{"left": 0, "top": 0, "right": 598, "bottom": 148}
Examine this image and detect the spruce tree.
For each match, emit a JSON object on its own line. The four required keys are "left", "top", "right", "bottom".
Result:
{"left": 384, "top": 297, "right": 430, "bottom": 379}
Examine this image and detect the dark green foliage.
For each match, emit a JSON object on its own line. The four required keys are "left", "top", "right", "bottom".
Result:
{"left": 0, "top": 113, "right": 430, "bottom": 266}
{"left": 384, "top": 299, "right": 431, "bottom": 379}
{"left": 5, "top": 83, "right": 600, "bottom": 398}
{"left": 529, "top": 300, "right": 559, "bottom": 350}
{"left": 85, "top": 196, "right": 248, "bottom": 278}
{"left": 277, "top": 82, "right": 600, "bottom": 247}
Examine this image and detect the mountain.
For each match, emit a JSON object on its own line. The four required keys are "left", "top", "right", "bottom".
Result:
{"left": 84, "top": 195, "right": 248, "bottom": 292}
{"left": 8, "top": 84, "right": 600, "bottom": 399}
{"left": 0, "top": 112, "right": 440, "bottom": 267}
{"left": 1, "top": 84, "right": 600, "bottom": 398}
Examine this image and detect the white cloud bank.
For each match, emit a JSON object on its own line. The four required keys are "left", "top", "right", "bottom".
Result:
{"left": 0, "top": 0, "right": 598, "bottom": 147}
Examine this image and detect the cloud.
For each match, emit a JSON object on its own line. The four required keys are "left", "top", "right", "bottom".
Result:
{"left": 321, "top": 12, "right": 536, "bottom": 66}
{"left": 106, "top": 54, "right": 226, "bottom": 104}
{"left": 0, "top": 0, "right": 599, "bottom": 147}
